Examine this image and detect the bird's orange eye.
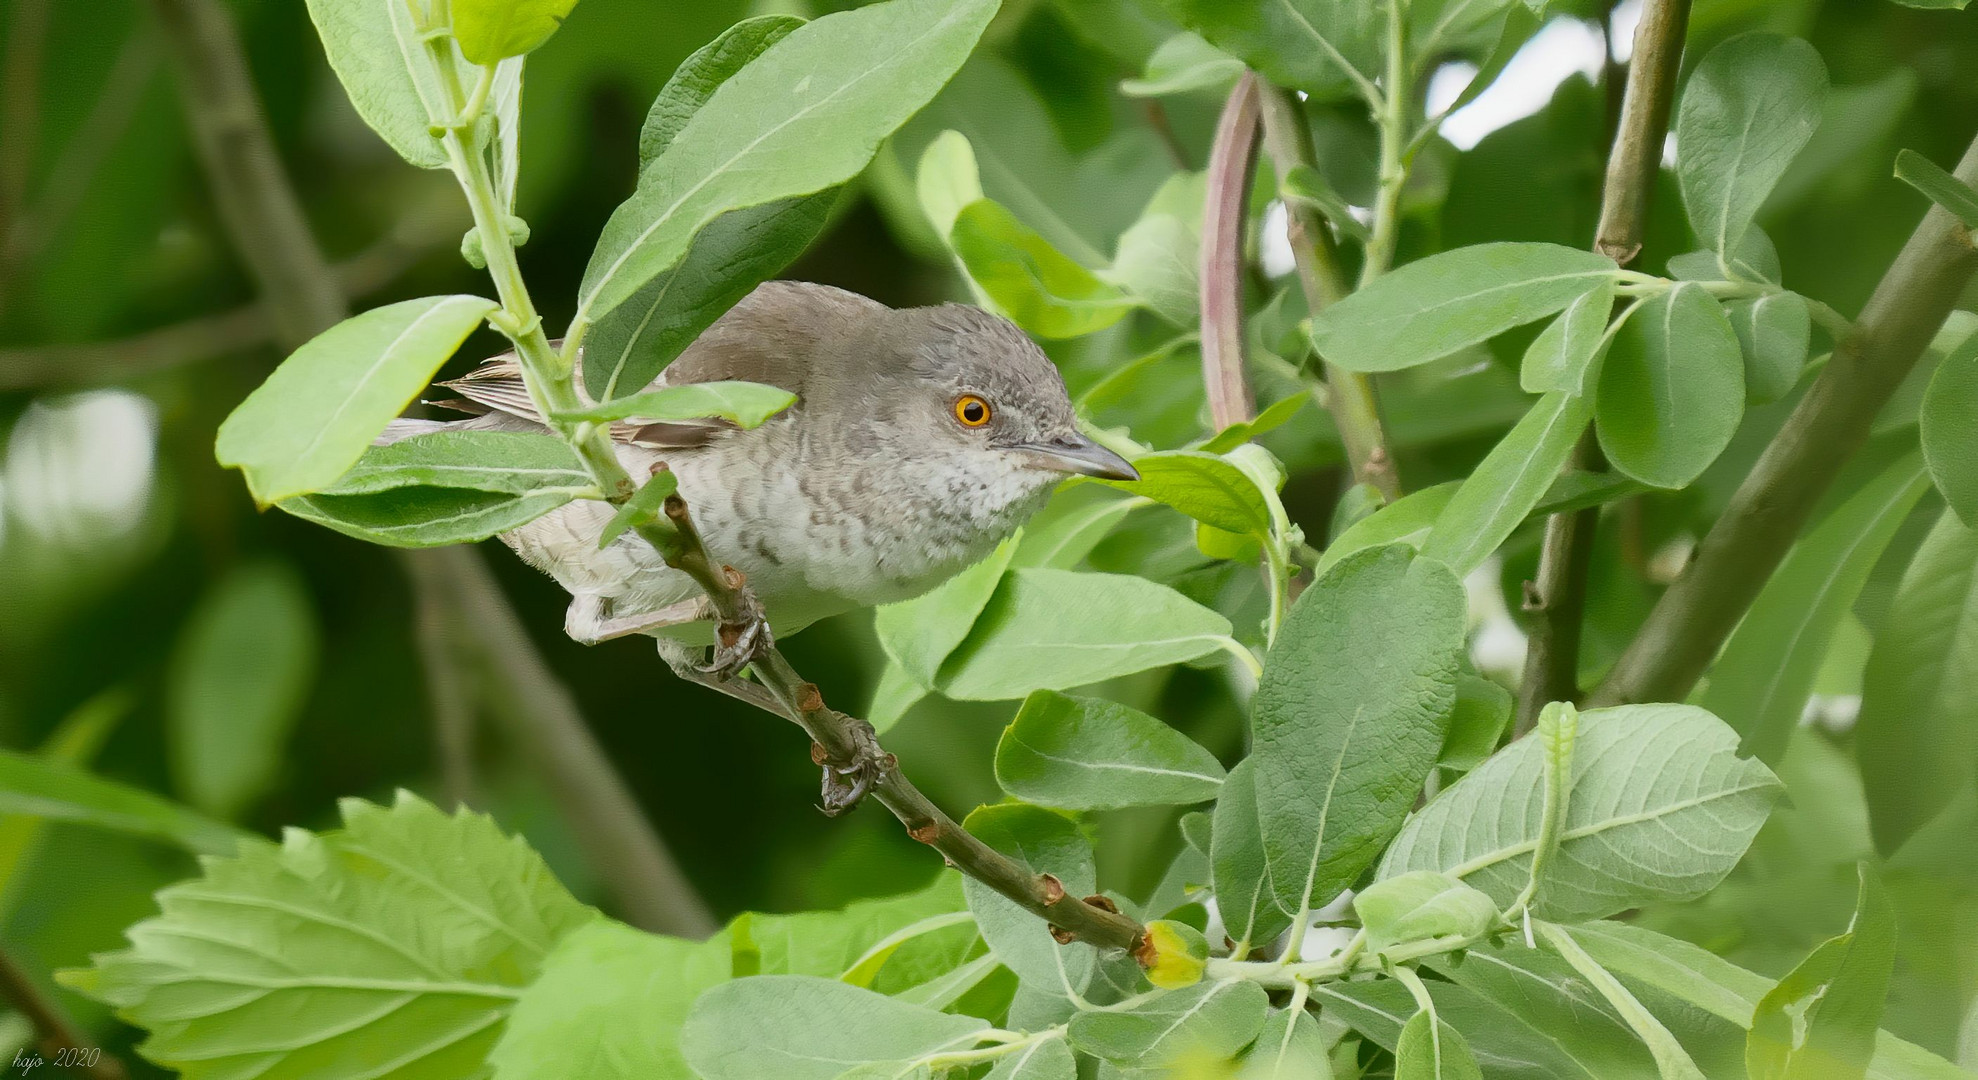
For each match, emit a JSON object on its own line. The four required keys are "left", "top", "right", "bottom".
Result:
{"left": 954, "top": 395, "right": 991, "bottom": 427}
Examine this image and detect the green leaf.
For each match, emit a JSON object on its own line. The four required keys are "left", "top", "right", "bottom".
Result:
{"left": 1855, "top": 509, "right": 1978, "bottom": 853}
{"left": 596, "top": 470, "right": 680, "bottom": 548}
{"left": 1396, "top": 1008, "right": 1485, "bottom": 1080}
{"left": 1314, "top": 481, "right": 1459, "bottom": 575}
{"left": 1886, "top": 0, "right": 1970, "bottom": 7}
{"left": 1234, "top": 1007, "right": 1334, "bottom": 1079}
{"left": 303, "top": 0, "right": 516, "bottom": 169}
{"left": 1253, "top": 545, "right": 1465, "bottom": 915}
{"left": 488, "top": 921, "right": 732, "bottom": 1079}
{"left": 1440, "top": 674, "right": 1513, "bottom": 774}
{"left": 1354, "top": 871, "right": 1499, "bottom": 958}
{"left": 1120, "top": 33, "right": 1243, "bottom": 97}
{"left": 452, "top": 0, "right": 579, "bottom": 63}
{"left": 1282, "top": 164, "right": 1370, "bottom": 242}
{"left": 556, "top": 380, "right": 798, "bottom": 425}
{"left": 1675, "top": 34, "right": 1828, "bottom": 259}
{"left": 986, "top": 1034, "right": 1077, "bottom": 1079}
{"left": 1422, "top": 389, "right": 1594, "bottom": 576}
{"left": 167, "top": 561, "right": 319, "bottom": 820}
{"left": 1424, "top": 942, "right": 1676, "bottom": 1078}
{"left": 936, "top": 568, "right": 1236, "bottom": 700}
{"left": 1748, "top": 869, "right": 1897, "bottom": 1080}
{"left": 59, "top": 792, "right": 595, "bottom": 1079}
{"left": 1101, "top": 450, "right": 1273, "bottom": 539}
{"left": 1379, "top": 703, "right": 1783, "bottom": 922}
{"left": 575, "top": 0, "right": 997, "bottom": 326}
{"left": 1068, "top": 979, "right": 1270, "bottom": 1066}
{"left": 1727, "top": 292, "right": 1812, "bottom": 405}
{"left": 216, "top": 295, "right": 498, "bottom": 504}
{"left": 0, "top": 751, "right": 247, "bottom": 856}
{"left": 324, "top": 431, "right": 590, "bottom": 495}
{"left": 1012, "top": 486, "right": 1142, "bottom": 569}
{"left": 959, "top": 804, "right": 1096, "bottom": 992}
{"left": 1529, "top": 469, "right": 1645, "bottom": 519}
{"left": 1211, "top": 759, "right": 1292, "bottom": 952}
{"left": 589, "top": 15, "right": 831, "bottom": 401}
{"left": 876, "top": 532, "right": 1022, "bottom": 689}
{"left": 1317, "top": 970, "right": 1643, "bottom": 1080}
{"left": 1108, "top": 173, "right": 1205, "bottom": 327}
{"left": 1566, "top": 921, "right": 1970, "bottom": 1080}
{"left": 995, "top": 690, "right": 1224, "bottom": 810}
{"left": 1920, "top": 333, "right": 1978, "bottom": 527}
{"left": 918, "top": 129, "right": 986, "bottom": 242}
{"left": 1155, "top": 0, "right": 1380, "bottom": 102}
{"left": 1521, "top": 278, "right": 1615, "bottom": 395}
{"left": 280, "top": 484, "right": 582, "bottom": 548}
{"left": 733, "top": 875, "right": 970, "bottom": 982}
{"left": 1894, "top": 148, "right": 1978, "bottom": 227}
{"left": 1703, "top": 452, "right": 1931, "bottom": 766}
{"left": 1537, "top": 922, "right": 1708, "bottom": 1080}
{"left": 682, "top": 976, "right": 988, "bottom": 1080}
{"left": 1594, "top": 283, "right": 1745, "bottom": 489}
{"left": 0, "top": 690, "right": 129, "bottom": 908}
{"left": 951, "top": 199, "right": 1138, "bottom": 339}
{"left": 1307, "top": 243, "right": 1620, "bottom": 373}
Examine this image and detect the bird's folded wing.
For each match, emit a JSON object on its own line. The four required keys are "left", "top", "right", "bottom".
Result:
{"left": 435, "top": 352, "right": 737, "bottom": 450}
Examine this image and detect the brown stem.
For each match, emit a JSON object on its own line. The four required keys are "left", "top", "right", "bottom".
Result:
{"left": 0, "top": 942, "right": 126, "bottom": 1080}
{"left": 146, "top": 0, "right": 716, "bottom": 936}
{"left": 658, "top": 497, "right": 1148, "bottom": 954}
{"left": 1199, "top": 72, "right": 1261, "bottom": 431}
{"left": 1256, "top": 81, "right": 1401, "bottom": 501}
{"left": 1516, "top": 0, "right": 1689, "bottom": 731}
{"left": 1590, "top": 136, "right": 1978, "bottom": 707}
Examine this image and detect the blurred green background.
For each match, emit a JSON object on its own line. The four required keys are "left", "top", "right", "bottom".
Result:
{"left": 3, "top": 0, "right": 1976, "bottom": 1071}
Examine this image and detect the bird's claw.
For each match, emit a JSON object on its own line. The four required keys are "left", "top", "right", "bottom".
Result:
{"left": 699, "top": 594, "right": 771, "bottom": 681}
{"left": 817, "top": 718, "right": 888, "bottom": 817}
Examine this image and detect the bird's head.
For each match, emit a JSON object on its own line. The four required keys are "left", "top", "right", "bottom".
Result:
{"left": 874, "top": 303, "right": 1138, "bottom": 492}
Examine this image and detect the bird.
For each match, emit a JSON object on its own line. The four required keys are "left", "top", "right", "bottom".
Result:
{"left": 387, "top": 280, "right": 1138, "bottom": 675}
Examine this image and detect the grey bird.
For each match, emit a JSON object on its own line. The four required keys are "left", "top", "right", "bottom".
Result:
{"left": 389, "top": 280, "right": 1137, "bottom": 664}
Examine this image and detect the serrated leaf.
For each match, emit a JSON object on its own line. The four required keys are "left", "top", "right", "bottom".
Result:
{"left": 1254, "top": 545, "right": 1465, "bottom": 916}
{"left": 1422, "top": 389, "right": 1593, "bottom": 576}
{"left": 995, "top": 691, "right": 1223, "bottom": 810}
{"left": 1068, "top": 979, "right": 1270, "bottom": 1066}
{"left": 280, "top": 485, "right": 582, "bottom": 548}
{"left": 1703, "top": 452, "right": 1930, "bottom": 766}
{"left": 1308, "top": 243, "right": 1620, "bottom": 373}
{"left": 216, "top": 296, "right": 498, "bottom": 504}
{"left": 682, "top": 976, "right": 988, "bottom": 1080}
{"left": 489, "top": 920, "right": 732, "bottom": 1079}
{"left": 167, "top": 561, "right": 319, "bottom": 820}
{"left": 0, "top": 752, "right": 247, "bottom": 856}
{"left": 575, "top": 0, "right": 997, "bottom": 327}
{"left": 1101, "top": 450, "right": 1272, "bottom": 539}
{"left": 1676, "top": 34, "right": 1828, "bottom": 259}
{"left": 1211, "top": 759, "right": 1291, "bottom": 952}
{"left": 1727, "top": 292, "right": 1812, "bottom": 405}
{"left": 1920, "top": 333, "right": 1978, "bottom": 527}
{"left": 1748, "top": 870, "right": 1896, "bottom": 1080}
{"left": 59, "top": 792, "right": 594, "bottom": 1079}
{"left": 1594, "top": 283, "right": 1744, "bottom": 489}
{"left": 557, "top": 380, "right": 798, "bottom": 426}
{"left": 1379, "top": 704, "right": 1783, "bottom": 922}
{"left": 324, "top": 431, "right": 589, "bottom": 496}
{"left": 588, "top": 15, "right": 829, "bottom": 401}
{"left": 951, "top": 199, "right": 1138, "bottom": 339}
{"left": 959, "top": 804, "right": 1096, "bottom": 993}
{"left": 1855, "top": 509, "right": 1978, "bottom": 853}
{"left": 1521, "top": 278, "right": 1614, "bottom": 395}
{"left": 936, "top": 569, "right": 1235, "bottom": 700}
{"left": 452, "top": 0, "right": 579, "bottom": 63}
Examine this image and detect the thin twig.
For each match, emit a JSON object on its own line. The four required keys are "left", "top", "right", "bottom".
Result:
{"left": 1590, "top": 135, "right": 1978, "bottom": 707}
{"left": 145, "top": 0, "right": 718, "bottom": 936}
{"left": 1515, "top": 0, "right": 1689, "bottom": 732}
{"left": 1256, "top": 82, "right": 1400, "bottom": 500}
{"left": 1200, "top": 72, "right": 1261, "bottom": 431}
{"left": 432, "top": 546, "right": 719, "bottom": 938}
{"left": 0, "top": 941, "right": 127, "bottom": 1080}
{"left": 403, "top": 550, "right": 480, "bottom": 808}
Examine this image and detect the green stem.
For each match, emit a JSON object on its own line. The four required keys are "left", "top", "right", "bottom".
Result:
{"left": 1359, "top": 0, "right": 1411, "bottom": 288}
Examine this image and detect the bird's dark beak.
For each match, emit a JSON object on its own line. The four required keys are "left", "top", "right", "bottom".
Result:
{"left": 1011, "top": 435, "right": 1139, "bottom": 482}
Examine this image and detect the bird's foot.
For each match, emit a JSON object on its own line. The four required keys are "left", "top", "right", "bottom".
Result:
{"left": 816, "top": 716, "right": 889, "bottom": 817}
{"left": 700, "top": 589, "right": 772, "bottom": 681}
